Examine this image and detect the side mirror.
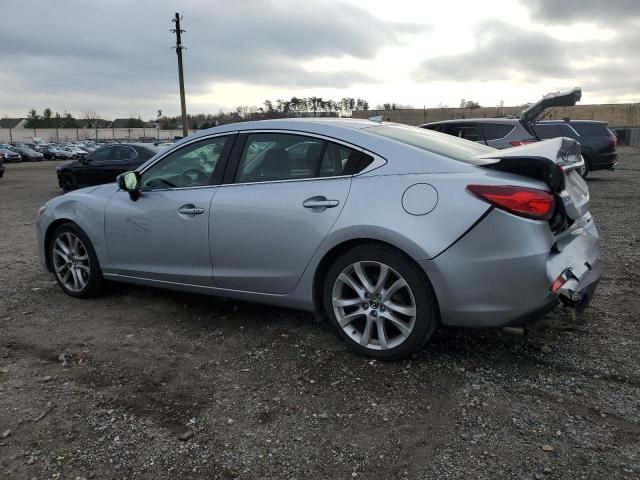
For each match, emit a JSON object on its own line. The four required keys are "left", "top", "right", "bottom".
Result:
{"left": 116, "top": 171, "right": 141, "bottom": 201}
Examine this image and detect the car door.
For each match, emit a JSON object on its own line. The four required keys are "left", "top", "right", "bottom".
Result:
{"left": 74, "top": 146, "right": 113, "bottom": 186}
{"left": 103, "top": 146, "right": 139, "bottom": 183}
{"left": 103, "top": 134, "right": 234, "bottom": 286}
{"left": 210, "top": 132, "right": 356, "bottom": 294}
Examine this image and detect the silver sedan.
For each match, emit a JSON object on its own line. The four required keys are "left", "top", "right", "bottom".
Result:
{"left": 36, "top": 119, "right": 601, "bottom": 359}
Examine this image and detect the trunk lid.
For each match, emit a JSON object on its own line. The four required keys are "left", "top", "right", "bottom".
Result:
{"left": 520, "top": 87, "right": 582, "bottom": 135}
{"left": 473, "top": 137, "right": 590, "bottom": 223}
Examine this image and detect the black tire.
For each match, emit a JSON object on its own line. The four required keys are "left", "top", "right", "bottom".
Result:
{"left": 59, "top": 172, "right": 76, "bottom": 192}
{"left": 49, "top": 223, "right": 105, "bottom": 298}
{"left": 322, "top": 243, "right": 439, "bottom": 360}
{"left": 580, "top": 155, "right": 591, "bottom": 179}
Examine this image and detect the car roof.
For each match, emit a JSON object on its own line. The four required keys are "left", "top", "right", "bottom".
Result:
{"left": 537, "top": 119, "right": 607, "bottom": 125}
{"left": 97, "top": 142, "right": 158, "bottom": 149}
{"left": 422, "top": 118, "right": 520, "bottom": 126}
{"left": 190, "top": 118, "right": 384, "bottom": 137}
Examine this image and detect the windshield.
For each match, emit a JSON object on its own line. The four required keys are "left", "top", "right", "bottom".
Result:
{"left": 364, "top": 124, "right": 494, "bottom": 164}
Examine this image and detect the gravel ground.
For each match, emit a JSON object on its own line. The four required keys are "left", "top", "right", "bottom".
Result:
{"left": 0, "top": 150, "right": 638, "bottom": 480}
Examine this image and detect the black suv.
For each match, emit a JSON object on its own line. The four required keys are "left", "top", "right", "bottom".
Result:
{"left": 422, "top": 88, "right": 617, "bottom": 177}
{"left": 533, "top": 120, "right": 617, "bottom": 177}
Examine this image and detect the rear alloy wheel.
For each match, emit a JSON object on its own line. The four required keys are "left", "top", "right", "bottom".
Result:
{"left": 59, "top": 172, "right": 76, "bottom": 192}
{"left": 50, "top": 224, "right": 104, "bottom": 298}
{"left": 323, "top": 244, "right": 438, "bottom": 360}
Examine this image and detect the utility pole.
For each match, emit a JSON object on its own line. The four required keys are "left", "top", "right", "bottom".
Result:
{"left": 171, "top": 12, "right": 188, "bottom": 138}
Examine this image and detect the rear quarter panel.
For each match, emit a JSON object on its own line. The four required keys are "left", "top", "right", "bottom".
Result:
{"left": 324, "top": 173, "right": 491, "bottom": 260}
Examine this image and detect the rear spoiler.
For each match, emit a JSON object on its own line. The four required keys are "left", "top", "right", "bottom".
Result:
{"left": 473, "top": 137, "right": 584, "bottom": 192}
{"left": 519, "top": 87, "right": 582, "bottom": 134}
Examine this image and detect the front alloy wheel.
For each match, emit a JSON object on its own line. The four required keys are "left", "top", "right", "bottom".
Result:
{"left": 50, "top": 224, "right": 104, "bottom": 297}
{"left": 52, "top": 231, "right": 90, "bottom": 293}
{"left": 324, "top": 244, "right": 438, "bottom": 360}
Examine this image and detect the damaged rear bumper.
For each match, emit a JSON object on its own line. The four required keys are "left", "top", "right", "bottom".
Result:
{"left": 420, "top": 208, "right": 601, "bottom": 328}
{"left": 554, "top": 255, "right": 601, "bottom": 312}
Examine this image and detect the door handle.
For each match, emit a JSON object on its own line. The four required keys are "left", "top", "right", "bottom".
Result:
{"left": 303, "top": 197, "right": 340, "bottom": 209}
{"left": 178, "top": 205, "right": 205, "bottom": 215}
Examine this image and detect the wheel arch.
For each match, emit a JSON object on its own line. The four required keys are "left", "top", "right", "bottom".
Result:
{"left": 44, "top": 218, "right": 80, "bottom": 271}
{"left": 311, "top": 238, "right": 441, "bottom": 319}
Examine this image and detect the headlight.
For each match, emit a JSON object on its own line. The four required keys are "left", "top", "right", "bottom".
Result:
{"left": 36, "top": 204, "right": 47, "bottom": 220}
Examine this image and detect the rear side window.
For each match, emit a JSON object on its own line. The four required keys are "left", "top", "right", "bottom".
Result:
{"left": 366, "top": 124, "right": 493, "bottom": 164}
{"left": 481, "top": 123, "right": 514, "bottom": 140}
{"left": 88, "top": 147, "right": 113, "bottom": 160}
{"left": 557, "top": 125, "right": 578, "bottom": 139}
{"left": 237, "top": 133, "right": 324, "bottom": 182}
{"left": 111, "top": 146, "right": 137, "bottom": 161}
{"left": 438, "top": 123, "right": 483, "bottom": 142}
{"left": 572, "top": 123, "right": 609, "bottom": 136}
{"left": 236, "top": 133, "right": 364, "bottom": 183}
{"left": 533, "top": 124, "right": 565, "bottom": 139}
{"left": 320, "top": 142, "right": 359, "bottom": 177}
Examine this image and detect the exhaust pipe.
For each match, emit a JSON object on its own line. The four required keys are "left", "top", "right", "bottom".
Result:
{"left": 502, "top": 326, "right": 526, "bottom": 336}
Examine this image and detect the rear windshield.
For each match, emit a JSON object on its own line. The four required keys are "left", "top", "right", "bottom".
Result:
{"left": 365, "top": 124, "right": 494, "bottom": 164}
{"left": 572, "top": 123, "right": 609, "bottom": 137}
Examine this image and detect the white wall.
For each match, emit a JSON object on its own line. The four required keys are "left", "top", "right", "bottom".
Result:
{"left": 0, "top": 127, "right": 197, "bottom": 143}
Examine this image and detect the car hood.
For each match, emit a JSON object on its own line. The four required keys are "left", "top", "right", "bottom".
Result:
{"left": 519, "top": 87, "right": 582, "bottom": 134}
{"left": 57, "top": 160, "right": 82, "bottom": 170}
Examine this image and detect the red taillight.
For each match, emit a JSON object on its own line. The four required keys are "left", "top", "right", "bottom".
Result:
{"left": 608, "top": 135, "right": 617, "bottom": 150}
{"left": 550, "top": 274, "right": 568, "bottom": 293}
{"left": 509, "top": 140, "right": 537, "bottom": 147}
{"left": 466, "top": 184, "right": 555, "bottom": 220}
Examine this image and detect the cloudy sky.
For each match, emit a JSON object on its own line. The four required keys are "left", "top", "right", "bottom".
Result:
{"left": 2, "top": 0, "right": 638, "bottom": 120}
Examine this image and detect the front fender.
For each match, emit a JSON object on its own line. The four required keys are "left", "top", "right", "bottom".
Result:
{"left": 37, "top": 185, "right": 115, "bottom": 271}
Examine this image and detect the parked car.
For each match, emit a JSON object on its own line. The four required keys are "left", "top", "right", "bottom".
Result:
{"left": 10, "top": 145, "right": 44, "bottom": 161}
{"left": 37, "top": 119, "right": 601, "bottom": 360}
{"left": 0, "top": 153, "right": 4, "bottom": 177}
{"left": 0, "top": 147, "right": 22, "bottom": 163}
{"left": 64, "top": 145, "right": 89, "bottom": 159}
{"left": 532, "top": 120, "right": 617, "bottom": 177}
{"left": 419, "top": 88, "right": 615, "bottom": 177}
{"left": 40, "top": 145, "right": 74, "bottom": 160}
{"left": 56, "top": 143, "right": 160, "bottom": 192}
{"left": 76, "top": 143, "right": 97, "bottom": 153}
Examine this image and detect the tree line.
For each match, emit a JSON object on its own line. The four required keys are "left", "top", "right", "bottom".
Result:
{"left": 24, "top": 108, "right": 80, "bottom": 128}
{"left": 158, "top": 96, "right": 372, "bottom": 130}
{"left": 22, "top": 108, "right": 148, "bottom": 129}
{"left": 21, "top": 95, "right": 472, "bottom": 131}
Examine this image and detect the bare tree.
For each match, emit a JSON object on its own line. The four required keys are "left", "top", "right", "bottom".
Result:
{"left": 82, "top": 110, "right": 100, "bottom": 128}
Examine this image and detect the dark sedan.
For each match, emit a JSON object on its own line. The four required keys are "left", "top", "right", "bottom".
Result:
{"left": 11, "top": 145, "right": 44, "bottom": 161}
{"left": 0, "top": 148, "right": 21, "bottom": 163}
{"left": 56, "top": 143, "right": 160, "bottom": 192}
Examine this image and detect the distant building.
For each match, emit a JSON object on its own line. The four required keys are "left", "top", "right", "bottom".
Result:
{"left": 0, "top": 118, "right": 26, "bottom": 129}
{"left": 76, "top": 119, "right": 111, "bottom": 129}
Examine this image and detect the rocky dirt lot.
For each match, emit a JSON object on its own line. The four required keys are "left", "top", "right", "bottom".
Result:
{"left": 0, "top": 151, "right": 638, "bottom": 480}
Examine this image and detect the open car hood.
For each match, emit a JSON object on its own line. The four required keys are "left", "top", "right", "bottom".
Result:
{"left": 519, "top": 87, "right": 582, "bottom": 133}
